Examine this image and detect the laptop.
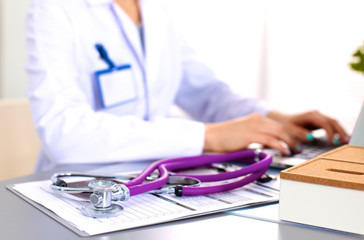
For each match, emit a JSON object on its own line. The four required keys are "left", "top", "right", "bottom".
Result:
{"left": 266, "top": 102, "right": 364, "bottom": 169}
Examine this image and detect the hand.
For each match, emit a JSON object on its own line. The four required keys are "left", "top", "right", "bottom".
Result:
{"left": 203, "top": 113, "right": 299, "bottom": 155}
{"left": 267, "top": 110, "right": 349, "bottom": 145}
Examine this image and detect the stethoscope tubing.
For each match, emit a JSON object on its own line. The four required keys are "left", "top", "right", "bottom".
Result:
{"left": 124, "top": 164, "right": 169, "bottom": 196}
{"left": 123, "top": 150, "right": 271, "bottom": 197}
{"left": 165, "top": 150, "right": 266, "bottom": 181}
{"left": 181, "top": 169, "right": 267, "bottom": 196}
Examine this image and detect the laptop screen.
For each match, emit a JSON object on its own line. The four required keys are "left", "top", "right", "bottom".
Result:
{"left": 349, "top": 102, "right": 364, "bottom": 147}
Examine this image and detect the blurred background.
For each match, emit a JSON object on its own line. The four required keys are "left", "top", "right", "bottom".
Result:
{"left": 1, "top": 0, "right": 364, "bottom": 133}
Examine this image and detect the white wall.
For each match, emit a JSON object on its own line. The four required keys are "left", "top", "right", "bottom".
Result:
{"left": 266, "top": 0, "right": 364, "bottom": 131}
{"left": 0, "top": 0, "right": 31, "bottom": 98}
{"left": 1, "top": 0, "right": 363, "bottom": 131}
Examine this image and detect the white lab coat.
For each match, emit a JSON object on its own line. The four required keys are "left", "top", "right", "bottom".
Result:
{"left": 26, "top": 0, "right": 268, "bottom": 171}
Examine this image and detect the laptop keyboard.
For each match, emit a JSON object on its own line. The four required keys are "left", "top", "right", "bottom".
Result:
{"left": 263, "top": 138, "right": 338, "bottom": 161}
{"left": 291, "top": 138, "right": 337, "bottom": 160}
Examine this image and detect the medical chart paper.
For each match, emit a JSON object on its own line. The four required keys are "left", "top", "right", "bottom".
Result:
{"left": 8, "top": 179, "right": 279, "bottom": 236}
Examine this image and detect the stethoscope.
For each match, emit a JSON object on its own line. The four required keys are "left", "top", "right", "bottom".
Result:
{"left": 50, "top": 150, "right": 272, "bottom": 218}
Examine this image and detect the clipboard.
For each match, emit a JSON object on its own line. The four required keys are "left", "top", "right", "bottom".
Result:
{"left": 7, "top": 178, "right": 279, "bottom": 237}
{"left": 7, "top": 185, "right": 90, "bottom": 237}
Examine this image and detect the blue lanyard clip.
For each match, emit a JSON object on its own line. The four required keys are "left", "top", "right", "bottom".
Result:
{"left": 95, "top": 43, "right": 115, "bottom": 69}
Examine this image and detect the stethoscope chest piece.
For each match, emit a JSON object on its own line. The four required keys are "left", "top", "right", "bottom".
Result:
{"left": 81, "top": 180, "right": 124, "bottom": 218}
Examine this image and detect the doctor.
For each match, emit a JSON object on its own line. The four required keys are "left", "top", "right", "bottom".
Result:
{"left": 26, "top": 0, "right": 348, "bottom": 171}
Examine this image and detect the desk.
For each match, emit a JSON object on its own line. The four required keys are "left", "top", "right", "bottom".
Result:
{"left": 1, "top": 163, "right": 363, "bottom": 240}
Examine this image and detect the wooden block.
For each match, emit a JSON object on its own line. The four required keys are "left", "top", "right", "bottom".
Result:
{"left": 279, "top": 145, "right": 364, "bottom": 235}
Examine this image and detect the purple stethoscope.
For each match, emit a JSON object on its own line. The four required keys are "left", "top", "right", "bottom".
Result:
{"left": 50, "top": 150, "right": 272, "bottom": 218}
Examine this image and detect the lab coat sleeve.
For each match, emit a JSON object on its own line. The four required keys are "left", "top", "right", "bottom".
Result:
{"left": 175, "top": 39, "right": 269, "bottom": 123}
{"left": 26, "top": 0, "right": 205, "bottom": 166}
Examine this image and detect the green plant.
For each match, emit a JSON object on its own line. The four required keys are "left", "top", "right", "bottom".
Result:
{"left": 350, "top": 43, "right": 364, "bottom": 74}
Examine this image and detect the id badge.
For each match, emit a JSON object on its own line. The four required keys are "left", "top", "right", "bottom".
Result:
{"left": 95, "top": 64, "right": 138, "bottom": 109}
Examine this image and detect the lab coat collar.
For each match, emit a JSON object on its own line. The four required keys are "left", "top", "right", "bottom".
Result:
{"left": 85, "top": 0, "right": 166, "bottom": 86}
{"left": 87, "top": 0, "right": 145, "bottom": 71}
{"left": 111, "top": 2, "right": 145, "bottom": 72}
